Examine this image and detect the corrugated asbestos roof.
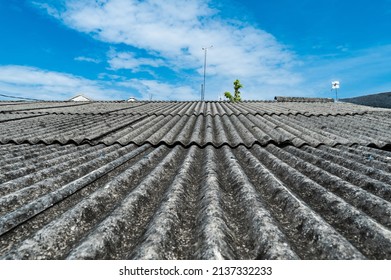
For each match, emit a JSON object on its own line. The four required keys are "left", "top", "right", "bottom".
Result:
{"left": 1, "top": 100, "right": 391, "bottom": 260}
{"left": 1, "top": 102, "right": 391, "bottom": 148}
{"left": 0, "top": 100, "right": 387, "bottom": 115}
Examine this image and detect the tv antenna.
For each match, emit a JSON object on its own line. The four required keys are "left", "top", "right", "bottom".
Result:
{"left": 331, "top": 81, "right": 340, "bottom": 102}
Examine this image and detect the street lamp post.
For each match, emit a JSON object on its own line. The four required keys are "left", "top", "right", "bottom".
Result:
{"left": 202, "top": 45, "right": 213, "bottom": 101}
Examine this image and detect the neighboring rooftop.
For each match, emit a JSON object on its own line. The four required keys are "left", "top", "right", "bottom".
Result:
{"left": 274, "top": 96, "right": 334, "bottom": 103}
{"left": 69, "top": 94, "right": 92, "bottom": 102}
{"left": 1, "top": 100, "right": 391, "bottom": 260}
{"left": 342, "top": 91, "right": 391, "bottom": 109}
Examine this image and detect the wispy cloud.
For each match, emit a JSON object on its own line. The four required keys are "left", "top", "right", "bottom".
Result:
{"left": 32, "top": 0, "right": 302, "bottom": 100}
{"left": 107, "top": 50, "right": 163, "bottom": 72}
{"left": 31, "top": 1, "right": 62, "bottom": 18}
{"left": 119, "top": 79, "right": 199, "bottom": 101}
{"left": 74, "top": 56, "right": 101, "bottom": 64}
{"left": 0, "top": 65, "right": 125, "bottom": 100}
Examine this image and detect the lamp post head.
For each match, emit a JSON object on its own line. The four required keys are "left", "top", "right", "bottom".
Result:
{"left": 202, "top": 45, "right": 213, "bottom": 50}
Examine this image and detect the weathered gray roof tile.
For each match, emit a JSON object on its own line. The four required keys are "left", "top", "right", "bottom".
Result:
{"left": 1, "top": 112, "right": 390, "bottom": 148}
{"left": 1, "top": 100, "right": 391, "bottom": 260}
{"left": 1, "top": 143, "right": 391, "bottom": 259}
{"left": 2, "top": 101, "right": 389, "bottom": 116}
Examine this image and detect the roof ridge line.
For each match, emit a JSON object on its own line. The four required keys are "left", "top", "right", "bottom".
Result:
{"left": 0, "top": 111, "right": 370, "bottom": 118}
{"left": 1, "top": 139, "right": 389, "bottom": 150}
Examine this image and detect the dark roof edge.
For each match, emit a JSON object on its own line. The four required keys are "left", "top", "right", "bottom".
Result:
{"left": 274, "top": 96, "right": 334, "bottom": 103}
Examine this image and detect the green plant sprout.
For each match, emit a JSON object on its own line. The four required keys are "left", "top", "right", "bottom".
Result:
{"left": 224, "top": 79, "right": 242, "bottom": 102}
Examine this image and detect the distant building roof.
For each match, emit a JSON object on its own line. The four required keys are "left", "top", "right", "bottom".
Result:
{"left": 275, "top": 96, "right": 334, "bottom": 102}
{"left": 1, "top": 100, "right": 391, "bottom": 260}
{"left": 127, "top": 97, "right": 137, "bottom": 102}
{"left": 69, "top": 95, "right": 92, "bottom": 102}
{"left": 342, "top": 91, "right": 391, "bottom": 109}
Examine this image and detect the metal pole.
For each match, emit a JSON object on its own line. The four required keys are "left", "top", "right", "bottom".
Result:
{"left": 202, "top": 46, "right": 212, "bottom": 101}
{"left": 202, "top": 48, "right": 207, "bottom": 101}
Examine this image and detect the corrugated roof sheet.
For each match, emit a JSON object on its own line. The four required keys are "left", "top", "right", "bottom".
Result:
{"left": 1, "top": 143, "right": 391, "bottom": 259}
{"left": 1, "top": 111, "right": 390, "bottom": 148}
{"left": 0, "top": 100, "right": 391, "bottom": 260}
{"left": 1, "top": 100, "right": 388, "bottom": 116}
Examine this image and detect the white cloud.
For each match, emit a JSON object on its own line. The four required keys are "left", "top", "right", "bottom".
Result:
{"left": 107, "top": 50, "right": 163, "bottom": 71}
{"left": 33, "top": 0, "right": 302, "bottom": 100}
{"left": 120, "top": 79, "right": 199, "bottom": 101}
{"left": 26, "top": 0, "right": 391, "bottom": 101}
{"left": 336, "top": 45, "right": 349, "bottom": 52}
{"left": 0, "top": 65, "right": 198, "bottom": 101}
{"left": 74, "top": 56, "right": 101, "bottom": 63}
{"left": 31, "top": 1, "right": 62, "bottom": 18}
{"left": 0, "top": 65, "right": 124, "bottom": 100}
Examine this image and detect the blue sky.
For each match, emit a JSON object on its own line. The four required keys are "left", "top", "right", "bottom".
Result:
{"left": 1, "top": 0, "right": 391, "bottom": 101}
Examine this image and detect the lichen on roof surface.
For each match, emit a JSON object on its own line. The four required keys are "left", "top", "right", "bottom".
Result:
{"left": 0, "top": 100, "right": 391, "bottom": 260}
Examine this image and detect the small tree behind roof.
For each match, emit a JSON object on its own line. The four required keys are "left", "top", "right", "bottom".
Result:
{"left": 224, "top": 79, "right": 242, "bottom": 102}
